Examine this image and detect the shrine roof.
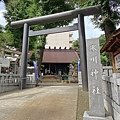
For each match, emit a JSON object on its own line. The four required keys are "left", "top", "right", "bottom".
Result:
{"left": 42, "top": 49, "right": 79, "bottom": 63}
{"left": 100, "top": 28, "right": 120, "bottom": 53}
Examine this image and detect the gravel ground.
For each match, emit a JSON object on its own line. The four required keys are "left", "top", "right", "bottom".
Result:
{"left": 0, "top": 85, "right": 77, "bottom": 120}
{"left": 0, "top": 84, "right": 89, "bottom": 120}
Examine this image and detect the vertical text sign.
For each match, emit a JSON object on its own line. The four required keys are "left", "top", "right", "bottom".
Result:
{"left": 87, "top": 38, "right": 105, "bottom": 117}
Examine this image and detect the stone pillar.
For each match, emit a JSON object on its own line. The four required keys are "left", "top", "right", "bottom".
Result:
{"left": 78, "top": 14, "right": 88, "bottom": 91}
{"left": 20, "top": 23, "right": 29, "bottom": 89}
{"left": 83, "top": 38, "right": 113, "bottom": 120}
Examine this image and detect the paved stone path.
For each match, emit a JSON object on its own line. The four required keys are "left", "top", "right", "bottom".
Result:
{"left": 0, "top": 85, "right": 78, "bottom": 120}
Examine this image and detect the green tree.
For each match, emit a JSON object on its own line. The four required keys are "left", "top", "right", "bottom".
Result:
{"left": 72, "top": 40, "right": 79, "bottom": 50}
{"left": 99, "top": 34, "right": 110, "bottom": 65}
{"left": 5, "top": 0, "right": 41, "bottom": 49}
{"left": 73, "top": 0, "right": 120, "bottom": 40}
{"left": 99, "top": 34, "right": 106, "bottom": 48}
{"left": 5, "top": 0, "right": 75, "bottom": 77}
{"left": 0, "top": 30, "right": 14, "bottom": 56}
{"left": 100, "top": 52, "right": 110, "bottom": 66}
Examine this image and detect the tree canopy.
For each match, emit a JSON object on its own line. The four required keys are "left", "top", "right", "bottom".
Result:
{"left": 0, "top": 30, "right": 14, "bottom": 56}
{"left": 0, "top": 25, "right": 4, "bottom": 32}
{"left": 4, "top": 0, "right": 75, "bottom": 75}
{"left": 39, "top": 0, "right": 74, "bottom": 29}
{"left": 72, "top": 40, "right": 79, "bottom": 50}
{"left": 99, "top": 34, "right": 110, "bottom": 65}
{"left": 5, "top": 0, "right": 74, "bottom": 50}
{"left": 4, "top": 0, "right": 41, "bottom": 49}
{"left": 73, "top": 0, "right": 120, "bottom": 39}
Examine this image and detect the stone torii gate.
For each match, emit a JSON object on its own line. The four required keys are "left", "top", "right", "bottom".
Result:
{"left": 11, "top": 5, "right": 113, "bottom": 120}
{"left": 11, "top": 5, "right": 100, "bottom": 91}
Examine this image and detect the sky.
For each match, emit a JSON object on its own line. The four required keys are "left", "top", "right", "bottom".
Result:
{"left": 0, "top": 1, "right": 104, "bottom": 39}
{"left": 71, "top": 17, "right": 104, "bottom": 39}
{"left": 0, "top": 1, "right": 6, "bottom": 27}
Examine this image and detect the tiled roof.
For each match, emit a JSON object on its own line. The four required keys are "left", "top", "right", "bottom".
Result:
{"left": 42, "top": 49, "right": 79, "bottom": 63}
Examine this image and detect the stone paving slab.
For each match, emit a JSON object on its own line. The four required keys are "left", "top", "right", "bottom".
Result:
{"left": 0, "top": 85, "right": 78, "bottom": 120}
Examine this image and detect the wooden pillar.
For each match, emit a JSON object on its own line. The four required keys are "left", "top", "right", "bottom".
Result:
{"left": 111, "top": 53, "right": 116, "bottom": 72}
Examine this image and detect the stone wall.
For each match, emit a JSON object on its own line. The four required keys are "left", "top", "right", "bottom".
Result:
{"left": 0, "top": 74, "right": 20, "bottom": 93}
{"left": 102, "top": 73, "right": 120, "bottom": 120}
{"left": 0, "top": 73, "right": 36, "bottom": 93}
{"left": 102, "top": 66, "right": 113, "bottom": 76}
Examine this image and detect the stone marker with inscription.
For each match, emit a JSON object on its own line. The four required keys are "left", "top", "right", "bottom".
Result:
{"left": 83, "top": 38, "right": 113, "bottom": 120}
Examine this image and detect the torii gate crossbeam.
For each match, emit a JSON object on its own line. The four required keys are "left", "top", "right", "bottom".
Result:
{"left": 29, "top": 24, "right": 78, "bottom": 36}
{"left": 11, "top": 5, "right": 100, "bottom": 27}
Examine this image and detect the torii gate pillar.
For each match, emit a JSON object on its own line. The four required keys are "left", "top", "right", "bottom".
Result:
{"left": 78, "top": 14, "right": 88, "bottom": 91}
{"left": 20, "top": 23, "right": 29, "bottom": 89}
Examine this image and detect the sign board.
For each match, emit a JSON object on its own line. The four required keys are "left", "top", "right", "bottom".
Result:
{"left": 0, "top": 57, "right": 10, "bottom": 67}
{"left": 115, "top": 53, "right": 120, "bottom": 70}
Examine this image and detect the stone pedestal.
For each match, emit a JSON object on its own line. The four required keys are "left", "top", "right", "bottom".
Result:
{"left": 83, "top": 111, "right": 113, "bottom": 120}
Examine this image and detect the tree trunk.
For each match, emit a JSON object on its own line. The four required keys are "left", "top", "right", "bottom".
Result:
{"left": 104, "top": 24, "right": 115, "bottom": 40}
{"left": 103, "top": 18, "right": 116, "bottom": 41}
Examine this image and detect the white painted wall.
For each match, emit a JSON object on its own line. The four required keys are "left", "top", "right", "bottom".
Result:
{"left": 45, "top": 32, "right": 73, "bottom": 49}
